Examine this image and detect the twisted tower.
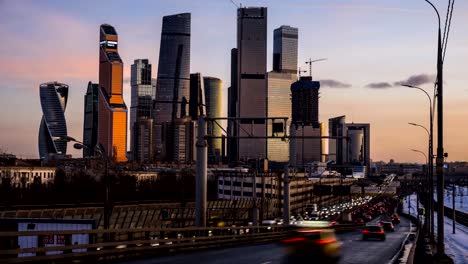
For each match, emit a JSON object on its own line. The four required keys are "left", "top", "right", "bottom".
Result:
{"left": 38, "top": 81, "right": 69, "bottom": 160}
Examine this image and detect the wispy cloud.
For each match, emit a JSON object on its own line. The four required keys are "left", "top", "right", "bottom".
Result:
{"left": 393, "top": 74, "right": 435, "bottom": 87}
{"left": 365, "top": 82, "right": 392, "bottom": 89}
{"left": 320, "top": 79, "right": 351, "bottom": 88}
{"left": 366, "top": 73, "right": 435, "bottom": 89}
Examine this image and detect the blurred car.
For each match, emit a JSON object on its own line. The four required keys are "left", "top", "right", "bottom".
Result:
{"left": 391, "top": 214, "right": 400, "bottom": 224}
{"left": 281, "top": 228, "right": 342, "bottom": 263}
{"left": 379, "top": 221, "right": 395, "bottom": 232}
{"left": 362, "top": 225, "right": 386, "bottom": 241}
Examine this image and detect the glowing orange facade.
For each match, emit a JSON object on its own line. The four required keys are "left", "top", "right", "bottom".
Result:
{"left": 98, "top": 24, "right": 128, "bottom": 162}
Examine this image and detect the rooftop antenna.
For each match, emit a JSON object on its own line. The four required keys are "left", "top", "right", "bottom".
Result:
{"left": 230, "top": 0, "right": 241, "bottom": 8}
{"left": 305, "top": 58, "right": 327, "bottom": 80}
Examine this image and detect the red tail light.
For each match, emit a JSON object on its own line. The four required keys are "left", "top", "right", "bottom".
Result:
{"left": 376, "top": 231, "right": 384, "bottom": 234}
{"left": 281, "top": 237, "right": 305, "bottom": 243}
{"left": 316, "top": 238, "right": 336, "bottom": 244}
{"left": 362, "top": 230, "right": 370, "bottom": 234}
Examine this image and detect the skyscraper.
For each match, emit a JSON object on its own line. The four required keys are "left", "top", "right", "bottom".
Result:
{"left": 38, "top": 82, "right": 68, "bottom": 161}
{"left": 273, "top": 25, "right": 298, "bottom": 73}
{"left": 98, "top": 24, "right": 128, "bottom": 162}
{"left": 328, "top": 116, "right": 347, "bottom": 165}
{"left": 236, "top": 7, "right": 267, "bottom": 161}
{"left": 83, "top": 82, "right": 99, "bottom": 157}
{"left": 290, "top": 77, "right": 322, "bottom": 165}
{"left": 291, "top": 76, "right": 320, "bottom": 127}
{"left": 203, "top": 77, "right": 223, "bottom": 162}
{"left": 154, "top": 13, "right": 191, "bottom": 162}
{"left": 130, "top": 59, "right": 155, "bottom": 162}
{"left": 267, "top": 25, "right": 298, "bottom": 162}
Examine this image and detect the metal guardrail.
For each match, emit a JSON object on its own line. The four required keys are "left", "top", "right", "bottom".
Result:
{"left": 0, "top": 225, "right": 289, "bottom": 263}
{"left": 0, "top": 223, "right": 364, "bottom": 263}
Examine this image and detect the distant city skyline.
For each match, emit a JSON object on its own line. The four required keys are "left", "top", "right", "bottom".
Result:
{"left": 1, "top": 0, "right": 468, "bottom": 162}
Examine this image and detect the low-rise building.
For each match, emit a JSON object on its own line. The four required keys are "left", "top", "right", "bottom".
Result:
{"left": 0, "top": 166, "right": 56, "bottom": 188}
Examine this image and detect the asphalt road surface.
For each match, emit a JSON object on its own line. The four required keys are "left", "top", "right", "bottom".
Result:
{"left": 120, "top": 218, "right": 412, "bottom": 264}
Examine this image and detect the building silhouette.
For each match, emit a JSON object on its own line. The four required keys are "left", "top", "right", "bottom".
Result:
{"left": 290, "top": 77, "right": 323, "bottom": 165}
{"left": 98, "top": 24, "right": 128, "bottom": 162}
{"left": 38, "top": 82, "right": 68, "bottom": 161}
{"left": 328, "top": 115, "right": 347, "bottom": 165}
{"left": 130, "top": 59, "right": 155, "bottom": 162}
{"left": 83, "top": 82, "right": 99, "bottom": 157}
{"left": 153, "top": 13, "right": 191, "bottom": 162}
{"left": 236, "top": 7, "right": 267, "bottom": 161}
{"left": 267, "top": 25, "right": 298, "bottom": 163}
{"left": 204, "top": 77, "right": 223, "bottom": 162}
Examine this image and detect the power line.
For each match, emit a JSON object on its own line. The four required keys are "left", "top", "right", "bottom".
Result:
{"left": 443, "top": 0, "right": 455, "bottom": 62}
{"left": 441, "top": 0, "right": 451, "bottom": 49}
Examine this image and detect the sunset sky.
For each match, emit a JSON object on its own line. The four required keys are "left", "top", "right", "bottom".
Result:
{"left": 0, "top": 0, "right": 467, "bottom": 163}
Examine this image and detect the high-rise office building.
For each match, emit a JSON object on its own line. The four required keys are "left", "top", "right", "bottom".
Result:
{"left": 273, "top": 25, "right": 298, "bottom": 73}
{"left": 204, "top": 77, "right": 223, "bottom": 162}
{"left": 98, "top": 24, "right": 128, "bottom": 162}
{"left": 154, "top": 13, "right": 191, "bottom": 162}
{"left": 227, "top": 48, "right": 238, "bottom": 163}
{"left": 38, "top": 82, "right": 68, "bottom": 161}
{"left": 328, "top": 116, "right": 347, "bottom": 165}
{"left": 290, "top": 76, "right": 322, "bottom": 165}
{"left": 267, "top": 25, "right": 298, "bottom": 162}
{"left": 130, "top": 59, "right": 155, "bottom": 162}
{"left": 291, "top": 76, "right": 320, "bottom": 127}
{"left": 236, "top": 7, "right": 267, "bottom": 161}
{"left": 189, "top": 73, "right": 205, "bottom": 120}
{"left": 83, "top": 82, "right": 99, "bottom": 157}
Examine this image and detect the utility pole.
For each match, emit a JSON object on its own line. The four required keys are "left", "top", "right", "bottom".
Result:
{"left": 195, "top": 115, "right": 207, "bottom": 227}
{"left": 435, "top": 16, "right": 445, "bottom": 257}
{"left": 452, "top": 181, "right": 455, "bottom": 234}
{"left": 283, "top": 165, "right": 290, "bottom": 226}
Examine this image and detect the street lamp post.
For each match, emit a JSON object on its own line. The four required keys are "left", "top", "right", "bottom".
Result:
{"left": 422, "top": 0, "right": 445, "bottom": 255}
{"left": 411, "top": 149, "right": 427, "bottom": 228}
{"left": 57, "top": 136, "right": 111, "bottom": 240}
{"left": 408, "top": 121, "right": 433, "bottom": 239}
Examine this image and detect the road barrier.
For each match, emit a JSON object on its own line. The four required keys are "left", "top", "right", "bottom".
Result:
{"left": 0, "top": 223, "right": 365, "bottom": 263}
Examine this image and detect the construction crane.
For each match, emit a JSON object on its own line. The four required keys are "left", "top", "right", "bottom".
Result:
{"left": 305, "top": 58, "right": 327, "bottom": 80}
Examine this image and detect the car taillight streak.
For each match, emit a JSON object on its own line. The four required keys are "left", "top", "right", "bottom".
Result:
{"left": 281, "top": 237, "right": 305, "bottom": 243}
{"left": 316, "top": 238, "right": 336, "bottom": 244}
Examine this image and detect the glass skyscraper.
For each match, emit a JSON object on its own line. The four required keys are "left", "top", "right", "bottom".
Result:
{"left": 203, "top": 77, "right": 223, "bottom": 162}
{"left": 236, "top": 7, "right": 267, "bottom": 161}
{"left": 267, "top": 25, "right": 298, "bottom": 162}
{"left": 273, "top": 25, "right": 298, "bottom": 73}
{"left": 83, "top": 81, "right": 99, "bottom": 158}
{"left": 38, "top": 81, "right": 68, "bottom": 161}
{"left": 154, "top": 13, "right": 191, "bottom": 162}
{"left": 98, "top": 24, "right": 128, "bottom": 162}
{"left": 130, "top": 59, "right": 155, "bottom": 162}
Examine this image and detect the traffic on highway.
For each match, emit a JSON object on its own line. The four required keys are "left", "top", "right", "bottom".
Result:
{"left": 122, "top": 194, "right": 410, "bottom": 264}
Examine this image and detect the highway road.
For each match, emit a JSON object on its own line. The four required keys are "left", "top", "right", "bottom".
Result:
{"left": 120, "top": 217, "right": 412, "bottom": 264}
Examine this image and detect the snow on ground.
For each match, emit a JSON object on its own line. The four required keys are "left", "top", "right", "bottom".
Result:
{"left": 404, "top": 194, "right": 468, "bottom": 264}
{"left": 434, "top": 185, "right": 468, "bottom": 214}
